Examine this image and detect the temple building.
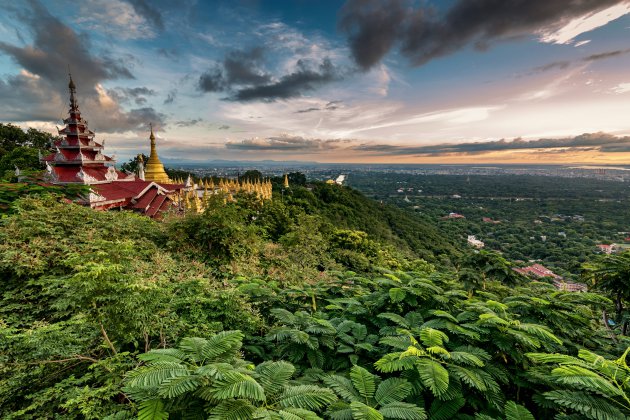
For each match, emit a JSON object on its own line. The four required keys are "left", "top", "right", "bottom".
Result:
{"left": 41, "top": 75, "right": 186, "bottom": 218}
{"left": 41, "top": 75, "right": 134, "bottom": 185}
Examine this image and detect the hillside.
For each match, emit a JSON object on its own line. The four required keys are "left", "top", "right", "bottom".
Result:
{"left": 0, "top": 184, "right": 629, "bottom": 419}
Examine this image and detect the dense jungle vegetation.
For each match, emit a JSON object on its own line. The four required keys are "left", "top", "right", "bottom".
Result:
{"left": 2, "top": 125, "right": 630, "bottom": 418}
{"left": 1, "top": 182, "right": 630, "bottom": 419}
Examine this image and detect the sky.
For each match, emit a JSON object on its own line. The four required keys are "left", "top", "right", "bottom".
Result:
{"left": 1, "top": 0, "right": 630, "bottom": 164}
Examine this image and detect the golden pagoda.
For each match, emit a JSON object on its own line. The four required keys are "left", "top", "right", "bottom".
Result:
{"left": 144, "top": 123, "right": 171, "bottom": 183}
{"left": 283, "top": 174, "right": 289, "bottom": 188}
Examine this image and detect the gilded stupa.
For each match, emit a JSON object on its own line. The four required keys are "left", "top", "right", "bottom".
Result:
{"left": 144, "top": 124, "right": 171, "bottom": 183}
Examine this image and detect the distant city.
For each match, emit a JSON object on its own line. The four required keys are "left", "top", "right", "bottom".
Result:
{"left": 166, "top": 162, "right": 630, "bottom": 183}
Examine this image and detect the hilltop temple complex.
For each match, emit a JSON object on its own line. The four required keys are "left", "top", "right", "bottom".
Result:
{"left": 39, "top": 76, "right": 276, "bottom": 217}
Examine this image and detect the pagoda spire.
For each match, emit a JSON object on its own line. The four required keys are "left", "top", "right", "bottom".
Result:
{"left": 144, "top": 123, "right": 171, "bottom": 184}
{"left": 68, "top": 71, "right": 79, "bottom": 112}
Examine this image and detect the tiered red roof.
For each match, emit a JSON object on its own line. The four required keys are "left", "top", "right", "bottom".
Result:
{"left": 40, "top": 75, "right": 187, "bottom": 218}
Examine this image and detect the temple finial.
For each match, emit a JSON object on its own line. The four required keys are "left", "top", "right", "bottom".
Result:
{"left": 68, "top": 68, "right": 78, "bottom": 111}
{"left": 149, "top": 122, "right": 155, "bottom": 140}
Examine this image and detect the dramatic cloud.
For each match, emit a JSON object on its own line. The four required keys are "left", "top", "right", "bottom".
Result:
{"left": 0, "top": 0, "right": 165, "bottom": 132}
{"left": 198, "top": 47, "right": 343, "bottom": 101}
{"left": 339, "top": 0, "right": 628, "bottom": 69}
{"left": 226, "top": 134, "right": 352, "bottom": 152}
{"left": 354, "top": 132, "right": 630, "bottom": 156}
{"left": 107, "top": 87, "right": 156, "bottom": 105}
{"left": 125, "top": 0, "right": 164, "bottom": 31}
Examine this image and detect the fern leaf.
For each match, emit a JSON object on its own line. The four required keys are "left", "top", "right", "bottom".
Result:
{"left": 428, "top": 310, "right": 459, "bottom": 324}
{"left": 179, "top": 337, "right": 208, "bottom": 363}
{"left": 389, "top": 288, "right": 407, "bottom": 303}
{"left": 157, "top": 374, "right": 201, "bottom": 399}
{"left": 324, "top": 375, "right": 361, "bottom": 402}
{"left": 255, "top": 361, "right": 295, "bottom": 397}
{"left": 374, "top": 353, "right": 418, "bottom": 373}
{"left": 419, "top": 328, "right": 448, "bottom": 348}
{"left": 449, "top": 351, "right": 484, "bottom": 367}
{"left": 138, "top": 348, "right": 187, "bottom": 363}
{"left": 350, "top": 401, "right": 384, "bottom": 420}
{"left": 379, "top": 336, "right": 413, "bottom": 351}
{"left": 551, "top": 365, "right": 626, "bottom": 399}
{"left": 378, "top": 313, "right": 410, "bottom": 329}
{"left": 416, "top": 359, "right": 449, "bottom": 398}
{"left": 428, "top": 397, "right": 464, "bottom": 420}
{"left": 543, "top": 390, "right": 627, "bottom": 420}
{"left": 200, "top": 330, "right": 244, "bottom": 361}
{"left": 374, "top": 378, "right": 412, "bottom": 406}
{"left": 327, "top": 401, "right": 353, "bottom": 420}
{"left": 448, "top": 365, "right": 486, "bottom": 392}
{"left": 277, "top": 385, "right": 337, "bottom": 411}
{"left": 209, "top": 371, "right": 265, "bottom": 402}
{"left": 137, "top": 399, "right": 168, "bottom": 420}
{"left": 378, "top": 402, "right": 426, "bottom": 420}
{"left": 350, "top": 365, "right": 378, "bottom": 400}
{"left": 279, "top": 408, "right": 322, "bottom": 420}
{"left": 504, "top": 401, "right": 535, "bottom": 420}
{"left": 126, "top": 362, "right": 189, "bottom": 388}
{"left": 207, "top": 399, "right": 257, "bottom": 420}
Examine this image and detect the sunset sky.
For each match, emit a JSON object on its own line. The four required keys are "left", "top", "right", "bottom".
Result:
{"left": 1, "top": 0, "right": 630, "bottom": 164}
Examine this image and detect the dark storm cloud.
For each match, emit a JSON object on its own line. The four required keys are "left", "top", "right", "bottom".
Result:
{"left": 354, "top": 133, "right": 630, "bottom": 156}
{"left": 226, "top": 135, "right": 351, "bottom": 152}
{"left": 339, "top": 0, "right": 625, "bottom": 69}
{"left": 0, "top": 0, "right": 165, "bottom": 131}
{"left": 125, "top": 0, "right": 165, "bottom": 31}
{"left": 296, "top": 107, "right": 321, "bottom": 113}
{"left": 230, "top": 58, "right": 341, "bottom": 102}
{"left": 198, "top": 47, "right": 342, "bottom": 101}
{"left": 532, "top": 48, "right": 630, "bottom": 73}
{"left": 0, "top": 0, "right": 133, "bottom": 87}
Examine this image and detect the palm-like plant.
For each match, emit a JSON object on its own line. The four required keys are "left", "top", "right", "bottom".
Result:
{"left": 124, "top": 330, "right": 337, "bottom": 419}
{"left": 324, "top": 365, "right": 426, "bottom": 420}
{"left": 266, "top": 308, "right": 336, "bottom": 368}
{"left": 583, "top": 252, "right": 630, "bottom": 334}
{"left": 526, "top": 347, "right": 630, "bottom": 419}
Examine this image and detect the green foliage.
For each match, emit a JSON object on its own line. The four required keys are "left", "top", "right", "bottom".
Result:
{"left": 2, "top": 176, "right": 630, "bottom": 419}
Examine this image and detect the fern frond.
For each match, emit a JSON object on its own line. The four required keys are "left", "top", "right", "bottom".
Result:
{"left": 255, "top": 361, "right": 295, "bottom": 397}
{"left": 350, "top": 365, "right": 378, "bottom": 401}
{"left": 504, "top": 400, "right": 535, "bottom": 420}
{"left": 374, "top": 378, "right": 412, "bottom": 406}
{"left": 277, "top": 385, "right": 337, "bottom": 411}
{"left": 278, "top": 408, "right": 322, "bottom": 420}
{"left": 350, "top": 401, "right": 384, "bottom": 420}
{"left": 324, "top": 375, "right": 361, "bottom": 402}
{"left": 138, "top": 348, "right": 187, "bottom": 363}
{"left": 137, "top": 399, "right": 169, "bottom": 420}
{"left": 327, "top": 401, "right": 353, "bottom": 420}
{"left": 448, "top": 365, "right": 486, "bottom": 392}
{"left": 200, "top": 330, "right": 244, "bottom": 361}
{"left": 126, "top": 362, "right": 189, "bottom": 388}
{"left": 207, "top": 399, "right": 257, "bottom": 420}
{"left": 374, "top": 353, "right": 418, "bottom": 373}
{"left": 379, "top": 336, "right": 413, "bottom": 351}
{"left": 157, "top": 374, "right": 201, "bottom": 399}
{"left": 378, "top": 402, "right": 426, "bottom": 420}
{"left": 419, "top": 328, "right": 448, "bottom": 348}
{"left": 179, "top": 337, "right": 208, "bottom": 363}
{"left": 428, "top": 397, "right": 465, "bottom": 420}
{"left": 415, "top": 358, "right": 449, "bottom": 398}
{"left": 209, "top": 371, "right": 265, "bottom": 402}
{"left": 378, "top": 313, "right": 410, "bottom": 329}
{"left": 543, "top": 390, "right": 627, "bottom": 420}
{"left": 428, "top": 310, "right": 459, "bottom": 324}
